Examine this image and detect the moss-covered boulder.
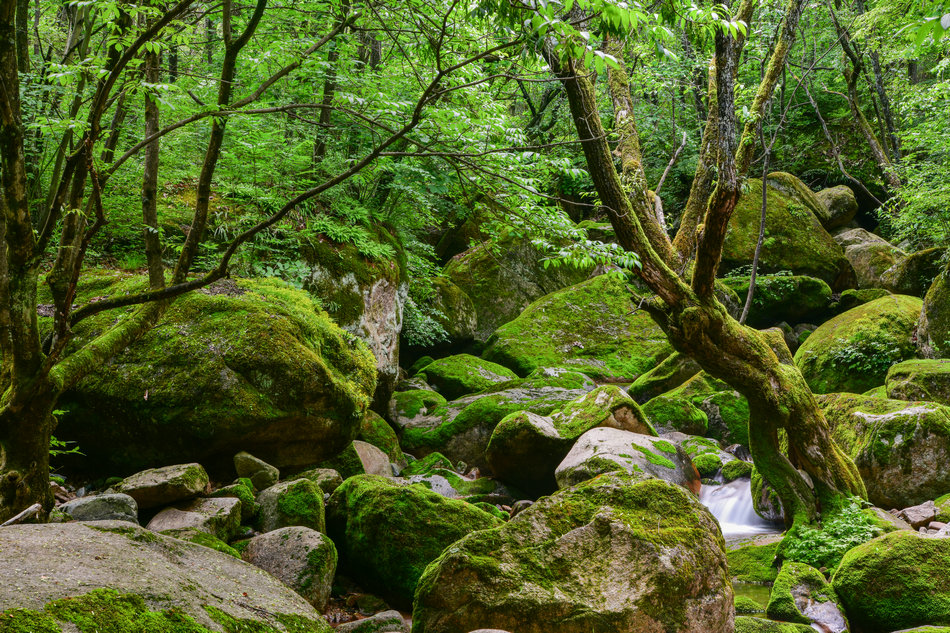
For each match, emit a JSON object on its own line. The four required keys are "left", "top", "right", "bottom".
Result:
{"left": 325, "top": 474, "right": 503, "bottom": 609}
{"left": 835, "top": 228, "right": 908, "bottom": 290}
{"left": 887, "top": 359, "right": 950, "bottom": 405}
{"left": 554, "top": 428, "right": 700, "bottom": 493}
{"left": 794, "top": 294, "right": 923, "bottom": 394}
{"left": 482, "top": 273, "right": 673, "bottom": 381}
{"left": 834, "top": 287, "right": 891, "bottom": 313}
{"left": 643, "top": 372, "right": 750, "bottom": 446}
{"left": 0, "top": 521, "right": 332, "bottom": 632}
{"left": 399, "top": 369, "right": 596, "bottom": 468}
{"left": 920, "top": 265, "right": 950, "bottom": 359}
{"left": 358, "top": 411, "right": 404, "bottom": 465}
{"left": 815, "top": 185, "right": 858, "bottom": 230}
{"left": 832, "top": 530, "right": 950, "bottom": 632}
{"left": 55, "top": 275, "right": 376, "bottom": 474}
{"left": 416, "top": 354, "right": 518, "bottom": 400}
{"left": 881, "top": 247, "right": 947, "bottom": 297}
{"left": 429, "top": 276, "right": 478, "bottom": 345}
{"left": 720, "top": 173, "right": 855, "bottom": 290}
{"left": 486, "top": 386, "right": 656, "bottom": 495}
{"left": 387, "top": 388, "right": 447, "bottom": 432}
{"left": 443, "top": 236, "right": 593, "bottom": 343}
{"left": 301, "top": 230, "right": 406, "bottom": 409}
{"left": 719, "top": 275, "right": 832, "bottom": 328}
{"left": 766, "top": 561, "right": 848, "bottom": 631}
{"left": 627, "top": 352, "right": 701, "bottom": 404}
{"left": 728, "top": 540, "right": 780, "bottom": 583}
{"left": 242, "top": 527, "right": 337, "bottom": 611}
{"left": 257, "top": 478, "right": 326, "bottom": 534}
{"left": 147, "top": 497, "right": 242, "bottom": 542}
{"left": 318, "top": 439, "right": 393, "bottom": 479}
{"left": 406, "top": 469, "right": 521, "bottom": 506}
{"left": 819, "top": 392, "right": 950, "bottom": 507}
{"left": 411, "top": 475, "right": 733, "bottom": 633}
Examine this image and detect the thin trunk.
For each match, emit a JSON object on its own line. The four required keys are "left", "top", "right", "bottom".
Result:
{"left": 100, "top": 89, "right": 128, "bottom": 164}
{"left": 168, "top": 45, "right": 178, "bottom": 82}
{"left": 15, "top": 0, "right": 28, "bottom": 72}
{"left": 869, "top": 52, "right": 900, "bottom": 161}
{"left": 142, "top": 47, "right": 164, "bottom": 290}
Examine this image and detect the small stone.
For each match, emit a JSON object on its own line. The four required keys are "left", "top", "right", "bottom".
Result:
{"left": 509, "top": 500, "right": 533, "bottom": 518}
{"left": 931, "top": 521, "right": 948, "bottom": 531}
{"left": 147, "top": 497, "right": 242, "bottom": 541}
{"left": 234, "top": 451, "right": 280, "bottom": 490}
{"left": 334, "top": 610, "right": 407, "bottom": 633}
{"left": 60, "top": 494, "right": 138, "bottom": 523}
{"left": 257, "top": 479, "right": 325, "bottom": 533}
{"left": 243, "top": 527, "right": 336, "bottom": 610}
{"left": 899, "top": 500, "right": 937, "bottom": 529}
{"left": 113, "top": 463, "right": 209, "bottom": 510}
{"left": 210, "top": 482, "right": 259, "bottom": 522}
{"left": 294, "top": 468, "right": 345, "bottom": 494}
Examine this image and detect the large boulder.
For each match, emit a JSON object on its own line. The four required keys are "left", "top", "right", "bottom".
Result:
{"left": 147, "top": 497, "right": 242, "bottom": 542}
{"left": 719, "top": 275, "right": 832, "bottom": 328}
{"left": 832, "top": 530, "right": 950, "bottom": 632}
{"left": 887, "top": 359, "right": 950, "bottom": 405}
{"left": 766, "top": 561, "right": 848, "bottom": 632}
{"left": 554, "top": 427, "right": 700, "bottom": 493}
{"left": 412, "top": 475, "right": 733, "bottom": 633}
{"left": 416, "top": 354, "right": 518, "bottom": 400}
{"left": 819, "top": 392, "right": 950, "bottom": 507}
{"left": 482, "top": 273, "right": 673, "bottom": 381}
{"left": 242, "top": 527, "right": 337, "bottom": 610}
{"left": 429, "top": 276, "right": 478, "bottom": 346}
{"left": 325, "top": 475, "right": 503, "bottom": 609}
{"left": 880, "top": 247, "right": 946, "bottom": 297}
{"left": 112, "top": 463, "right": 209, "bottom": 510}
{"left": 54, "top": 275, "right": 376, "bottom": 473}
{"left": 0, "top": 521, "right": 331, "bottom": 631}
{"left": 486, "top": 385, "right": 656, "bottom": 495}
{"left": 720, "top": 172, "right": 855, "bottom": 290}
{"left": 302, "top": 230, "right": 406, "bottom": 409}
{"left": 627, "top": 352, "right": 701, "bottom": 404}
{"left": 815, "top": 185, "right": 858, "bottom": 230}
{"left": 919, "top": 264, "right": 950, "bottom": 358}
{"left": 643, "top": 372, "right": 750, "bottom": 446}
{"left": 794, "top": 294, "right": 923, "bottom": 394}
{"left": 444, "top": 235, "right": 591, "bottom": 342}
{"left": 399, "top": 369, "right": 596, "bottom": 468}
{"left": 834, "top": 228, "right": 908, "bottom": 290}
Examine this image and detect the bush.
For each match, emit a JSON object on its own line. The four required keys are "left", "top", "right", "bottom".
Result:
{"left": 782, "top": 500, "right": 882, "bottom": 571}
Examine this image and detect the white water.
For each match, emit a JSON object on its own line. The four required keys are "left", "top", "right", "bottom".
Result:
{"left": 700, "top": 478, "right": 781, "bottom": 538}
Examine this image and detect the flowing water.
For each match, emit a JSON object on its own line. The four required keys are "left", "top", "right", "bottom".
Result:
{"left": 700, "top": 478, "right": 782, "bottom": 539}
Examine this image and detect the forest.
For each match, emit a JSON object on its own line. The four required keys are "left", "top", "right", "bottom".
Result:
{"left": 1, "top": 0, "right": 949, "bottom": 631}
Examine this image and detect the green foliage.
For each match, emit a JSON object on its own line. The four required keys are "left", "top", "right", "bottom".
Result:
{"left": 783, "top": 501, "right": 883, "bottom": 571}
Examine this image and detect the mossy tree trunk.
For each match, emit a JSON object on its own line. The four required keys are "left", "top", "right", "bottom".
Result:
{"left": 550, "top": 1, "right": 866, "bottom": 525}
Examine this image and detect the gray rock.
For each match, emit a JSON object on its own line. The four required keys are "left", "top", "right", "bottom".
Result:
{"left": 234, "top": 451, "right": 280, "bottom": 490}
{"left": 867, "top": 507, "right": 913, "bottom": 531}
{"left": 296, "top": 467, "right": 345, "bottom": 494}
{"left": 835, "top": 228, "right": 907, "bottom": 290}
{"left": 554, "top": 427, "right": 700, "bottom": 493}
{"left": 147, "top": 496, "right": 242, "bottom": 541}
{"left": 0, "top": 521, "right": 331, "bottom": 631}
{"left": 59, "top": 493, "right": 138, "bottom": 523}
{"left": 257, "top": 478, "right": 325, "bottom": 533}
{"left": 815, "top": 185, "right": 858, "bottom": 230}
{"left": 243, "top": 527, "right": 337, "bottom": 610}
{"left": 899, "top": 500, "right": 937, "bottom": 529}
{"left": 335, "top": 610, "right": 408, "bottom": 633}
{"left": 113, "top": 463, "right": 209, "bottom": 510}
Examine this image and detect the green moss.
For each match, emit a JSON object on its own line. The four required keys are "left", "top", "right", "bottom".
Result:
{"left": 359, "top": 411, "right": 403, "bottom": 463}
{"left": 720, "top": 275, "right": 832, "bottom": 328}
{"left": 470, "top": 501, "right": 510, "bottom": 521}
{"left": 389, "top": 389, "right": 446, "bottom": 421}
{"left": 88, "top": 524, "right": 160, "bottom": 544}
{"left": 409, "top": 356, "right": 435, "bottom": 376}
{"left": 794, "top": 294, "right": 924, "bottom": 394}
{"left": 211, "top": 482, "right": 258, "bottom": 523}
{"left": 417, "top": 354, "right": 517, "bottom": 400}
{"left": 642, "top": 394, "right": 708, "bottom": 435}
{"left": 734, "top": 616, "right": 816, "bottom": 633}
{"left": 170, "top": 531, "right": 241, "bottom": 558}
{"left": 400, "top": 452, "right": 454, "bottom": 476}
{"left": 766, "top": 561, "right": 833, "bottom": 624}
{"left": 886, "top": 359, "right": 950, "bottom": 405}
{"left": 630, "top": 443, "right": 676, "bottom": 469}
{"left": 551, "top": 385, "right": 655, "bottom": 439}
{"left": 722, "top": 460, "right": 754, "bottom": 481}
{"left": 627, "top": 352, "right": 701, "bottom": 403}
{"left": 482, "top": 274, "right": 673, "bottom": 381}
{"left": 272, "top": 479, "right": 325, "bottom": 533}
{"left": 0, "top": 610, "right": 61, "bottom": 633}
{"left": 692, "top": 453, "right": 723, "bottom": 477}
{"left": 735, "top": 595, "right": 765, "bottom": 614}
{"left": 728, "top": 541, "right": 780, "bottom": 583}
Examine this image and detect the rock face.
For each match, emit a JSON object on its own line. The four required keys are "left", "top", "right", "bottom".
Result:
{"left": 56, "top": 276, "right": 377, "bottom": 473}
{"left": 430, "top": 276, "right": 478, "bottom": 347}
{"left": 444, "top": 236, "right": 591, "bottom": 342}
{"left": 766, "top": 561, "right": 848, "bottom": 633}
{"left": 719, "top": 275, "right": 832, "bottom": 328}
{"left": 302, "top": 231, "right": 406, "bottom": 410}
{"left": 919, "top": 264, "right": 950, "bottom": 358}
{"left": 399, "top": 369, "right": 596, "bottom": 468}
{"left": 483, "top": 273, "right": 673, "bottom": 381}
{"left": 0, "top": 521, "right": 331, "bottom": 632}
{"left": 242, "top": 527, "right": 337, "bottom": 610}
{"left": 819, "top": 393, "right": 950, "bottom": 508}
{"left": 835, "top": 228, "right": 908, "bottom": 290}
{"left": 412, "top": 475, "right": 733, "bottom": 633}
{"left": 554, "top": 427, "right": 700, "bottom": 493}
{"left": 113, "top": 463, "right": 209, "bottom": 510}
{"left": 720, "top": 173, "right": 855, "bottom": 291}
{"left": 815, "top": 185, "right": 858, "bottom": 230}
{"left": 416, "top": 354, "right": 518, "bottom": 400}
{"left": 325, "top": 474, "right": 503, "bottom": 609}
{"left": 794, "top": 294, "right": 923, "bottom": 394}
{"left": 887, "top": 359, "right": 950, "bottom": 405}
{"left": 832, "top": 530, "right": 950, "bottom": 632}
{"left": 486, "top": 386, "right": 656, "bottom": 494}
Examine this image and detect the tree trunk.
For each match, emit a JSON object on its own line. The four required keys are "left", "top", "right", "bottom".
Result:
{"left": 0, "top": 385, "right": 54, "bottom": 521}
{"left": 142, "top": 46, "right": 164, "bottom": 290}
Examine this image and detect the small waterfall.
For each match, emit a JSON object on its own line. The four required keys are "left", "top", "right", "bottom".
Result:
{"left": 700, "top": 478, "right": 781, "bottom": 538}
